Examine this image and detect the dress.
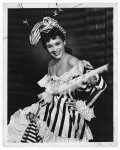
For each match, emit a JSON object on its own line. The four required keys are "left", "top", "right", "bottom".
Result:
{"left": 7, "top": 60, "right": 107, "bottom": 143}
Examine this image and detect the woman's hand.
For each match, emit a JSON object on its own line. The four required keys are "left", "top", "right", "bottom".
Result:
{"left": 83, "top": 75, "right": 98, "bottom": 86}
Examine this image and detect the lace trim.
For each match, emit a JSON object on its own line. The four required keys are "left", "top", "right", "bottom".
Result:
{"left": 37, "top": 74, "right": 50, "bottom": 88}
{"left": 76, "top": 101, "right": 95, "bottom": 121}
{"left": 7, "top": 103, "right": 93, "bottom": 143}
{"left": 37, "top": 121, "right": 91, "bottom": 142}
{"left": 39, "top": 92, "right": 53, "bottom": 104}
{"left": 37, "top": 61, "right": 83, "bottom": 87}
{"left": 7, "top": 103, "right": 41, "bottom": 142}
{"left": 37, "top": 61, "right": 99, "bottom": 96}
{"left": 45, "top": 75, "right": 87, "bottom": 95}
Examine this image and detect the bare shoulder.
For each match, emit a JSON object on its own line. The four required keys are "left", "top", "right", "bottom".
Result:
{"left": 48, "top": 59, "right": 55, "bottom": 74}
{"left": 67, "top": 54, "right": 80, "bottom": 67}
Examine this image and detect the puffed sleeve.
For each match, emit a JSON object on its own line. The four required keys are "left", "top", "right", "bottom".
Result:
{"left": 82, "top": 60, "right": 107, "bottom": 107}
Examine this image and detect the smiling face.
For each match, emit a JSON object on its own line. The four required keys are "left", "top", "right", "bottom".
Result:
{"left": 46, "top": 36, "right": 66, "bottom": 59}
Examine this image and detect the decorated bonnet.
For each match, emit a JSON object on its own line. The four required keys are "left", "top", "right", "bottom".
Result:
{"left": 29, "top": 17, "right": 66, "bottom": 45}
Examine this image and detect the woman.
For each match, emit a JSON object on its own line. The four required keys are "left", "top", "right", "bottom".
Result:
{"left": 7, "top": 17, "right": 107, "bottom": 143}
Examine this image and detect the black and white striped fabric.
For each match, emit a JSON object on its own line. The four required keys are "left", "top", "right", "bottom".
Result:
{"left": 21, "top": 119, "right": 42, "bottom": 143}
{"left": 38, "top": 62, "right": 106, "bottom": 140}
{"left": 29, "top": 17, "right": 66, "bottom": 45}
{"left": 20, "top": 61, "right": 106, "bottom": 142}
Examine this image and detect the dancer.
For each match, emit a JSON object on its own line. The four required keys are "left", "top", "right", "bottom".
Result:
{"left": 7, "top": 17, "right": 107, "bottom": 143}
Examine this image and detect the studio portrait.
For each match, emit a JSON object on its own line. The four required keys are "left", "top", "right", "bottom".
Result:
{"left": 3, "top": 3, "right": 117, "bottom": 146}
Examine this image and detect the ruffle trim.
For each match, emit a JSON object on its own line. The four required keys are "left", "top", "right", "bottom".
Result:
{"left": 37, "top": 61, "right": 84, "bottom": 90}
{"left": 37, "top": 121, "right": 92, "bottom": 142}
{"left": 7, "top": 103, "right": 41, "bottom": 143}
{"left": 76, "top": 101, "right": 95, "bottom": 121}
{"left": 7, "top": 107, "right": 93, "bottom": 143}
{"left": 7, "top": 118, "right": 92, "bottom": 143}
{"left": 37, "top": 61, "right": 108, "bottom": 97}
{"left": 37, "top": 62, "right": 100, "bottom": 96}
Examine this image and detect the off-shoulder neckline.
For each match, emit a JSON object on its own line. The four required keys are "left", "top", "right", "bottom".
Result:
{"left": 47, "top": 60, "right": 83, "bottom": 78}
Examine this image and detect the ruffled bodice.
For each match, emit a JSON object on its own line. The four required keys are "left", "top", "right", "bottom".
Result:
{"left": 37, "top": 60, "right": 96, "bottom": 95}
{"left": 38, "top": 60, "right": 84, "bottom": 86}
{"left": 7, "top": 60, "right": 107, "bottom": 143}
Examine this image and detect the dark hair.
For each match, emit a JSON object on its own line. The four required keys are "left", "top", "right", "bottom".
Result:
{"left": 65, "top": 47, "right": 72, "bottom": 55}
{"left": 41, "top": 27, "right": 72, "bottom": 54}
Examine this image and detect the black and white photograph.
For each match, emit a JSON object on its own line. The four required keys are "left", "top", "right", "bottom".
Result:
{"left": 2, "top": 3, "right": 118, "bottom": 147}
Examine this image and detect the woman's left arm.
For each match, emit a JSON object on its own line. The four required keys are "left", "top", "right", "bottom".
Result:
{"left": 82, "top": 60, "right": 107, "bottom": 108}
{"left": 66, "top": 60, "right": 107, "bottom": 121}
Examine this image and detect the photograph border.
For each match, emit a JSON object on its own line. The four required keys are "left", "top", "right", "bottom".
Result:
{"left": 2, "top": 2, "right": 118, "bottom": 147}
